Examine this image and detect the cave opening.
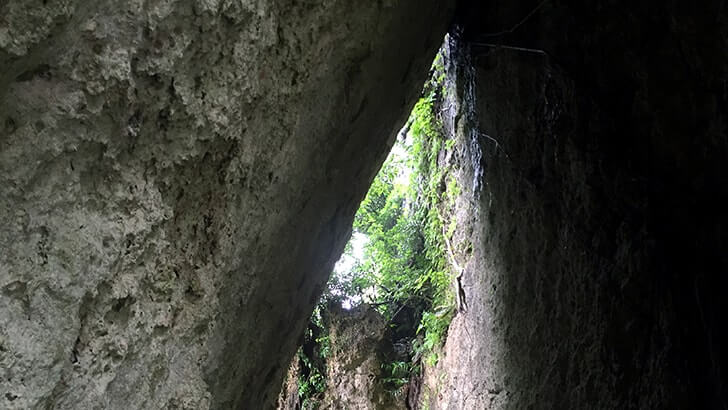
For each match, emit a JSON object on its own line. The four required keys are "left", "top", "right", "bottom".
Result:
{"left": 277, "top": 38, "right": 471, "bottom": 409}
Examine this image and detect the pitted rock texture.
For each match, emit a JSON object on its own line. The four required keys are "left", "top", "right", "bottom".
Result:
{"left": 276, "top": 304, "right": 408, "bottom": 410}
{"left": 0, "top": 1, "right": 454, "bottom": 409}
{"left": 419, "top": 1, "right": 728, "bottom": 409}
{"left": 321, "top": 304, "right": 406, "bottom": 410}
{"left": 276, "top": 357, "right": 300, "bottom": 410}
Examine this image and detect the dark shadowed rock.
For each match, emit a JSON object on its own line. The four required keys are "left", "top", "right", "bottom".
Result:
{"left": 419, "top": 1, "right": 728, "bottom": 408}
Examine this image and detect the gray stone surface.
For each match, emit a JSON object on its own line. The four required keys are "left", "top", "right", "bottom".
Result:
{"left": 276, "top": 304, "right": 408, "bottom": 410}
{"left": 0, "top": 1, "right": 453, "bottom": 408}
{"left": 320, "top": 304, "right": 407, "bottom": 410}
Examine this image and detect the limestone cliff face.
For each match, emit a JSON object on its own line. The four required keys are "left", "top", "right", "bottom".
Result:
{"left": 0, "top": 1, "right": 454, "bottom": 409}
{"left": 276, "top": 359, "right": 301, "bottom": 410}
{"left": 419, "top": 1, "right": 728, "bottom": 408}
{"left": 320, "top": 305, "right": 406, "bottom": 410}
{"left": 276, "top": 304, "right": 408, "bottom": 410}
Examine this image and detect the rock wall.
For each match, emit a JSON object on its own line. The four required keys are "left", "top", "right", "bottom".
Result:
{"left": 0, "top": 1, "right": 454, "bottom": 409}
{"left": 276, "top": 304, "right": 412, "bottom": 410}
{"left": 276, "top": 358, "right": 300, "bottom": 410}
{"left": 320, "top": 304, "right": 407, "bottom": 410}
{"left": 420, "top": 1, "right": 728, "bottom": 409}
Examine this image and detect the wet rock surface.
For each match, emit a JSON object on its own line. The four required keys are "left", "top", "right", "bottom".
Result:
{"left": 0, "top": 1, "right": 454, "bottom": 408}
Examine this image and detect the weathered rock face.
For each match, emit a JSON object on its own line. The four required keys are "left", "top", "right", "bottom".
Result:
{"left": 0, "top": 1, "right": 454, "bottom": 408}
{"left": 276, "top": 304, "right": 408, "bottom": 410}
{"left": 320, "top": 304, "right": 406, "bottom": 410}
{"left": 420, "top": 1, "right": 728, "bottom": 409}
{"left": 276, "top": 357, "right": 300, "bottom": 410}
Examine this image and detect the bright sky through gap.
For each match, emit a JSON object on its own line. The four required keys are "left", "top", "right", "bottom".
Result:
{"left": 390, "top": 142, "right": 412, "bottom": 187}
{"left": 334, "top": 232, "right": 368, "bottom": 274}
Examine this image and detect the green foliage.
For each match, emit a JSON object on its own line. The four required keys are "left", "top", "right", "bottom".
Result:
{"left": 408, "top": 74, "right": 456, "bottom": 359}
{"left": 327, "top": 53, "right": 456, "bottom": 365}
{"left": 380, "top": 360, "right": 413, "bottom": 391}
{"left": 348, "top": 106, "right": 454, "bottom": 332}
{"left": 316, "top": 335, "right": 331, "bottom": 359}
{"left": 296, "top": 51, "right": 458, "bottom": 404}
{"left": 296, "top": 307, "right": 329, "bottom": 408}
{"left": 297, "top": 354, "right": 325, "bottom": 397}
{"left": 297, "top": 349, "right": 326, "bottom": 409}
{"left": 415, "top": 307, "right": 454, "bottom": 366}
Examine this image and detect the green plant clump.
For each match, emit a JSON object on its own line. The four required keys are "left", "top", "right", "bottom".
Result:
{"left": 296, "top": 307, "right": 329, "bottom": 409}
